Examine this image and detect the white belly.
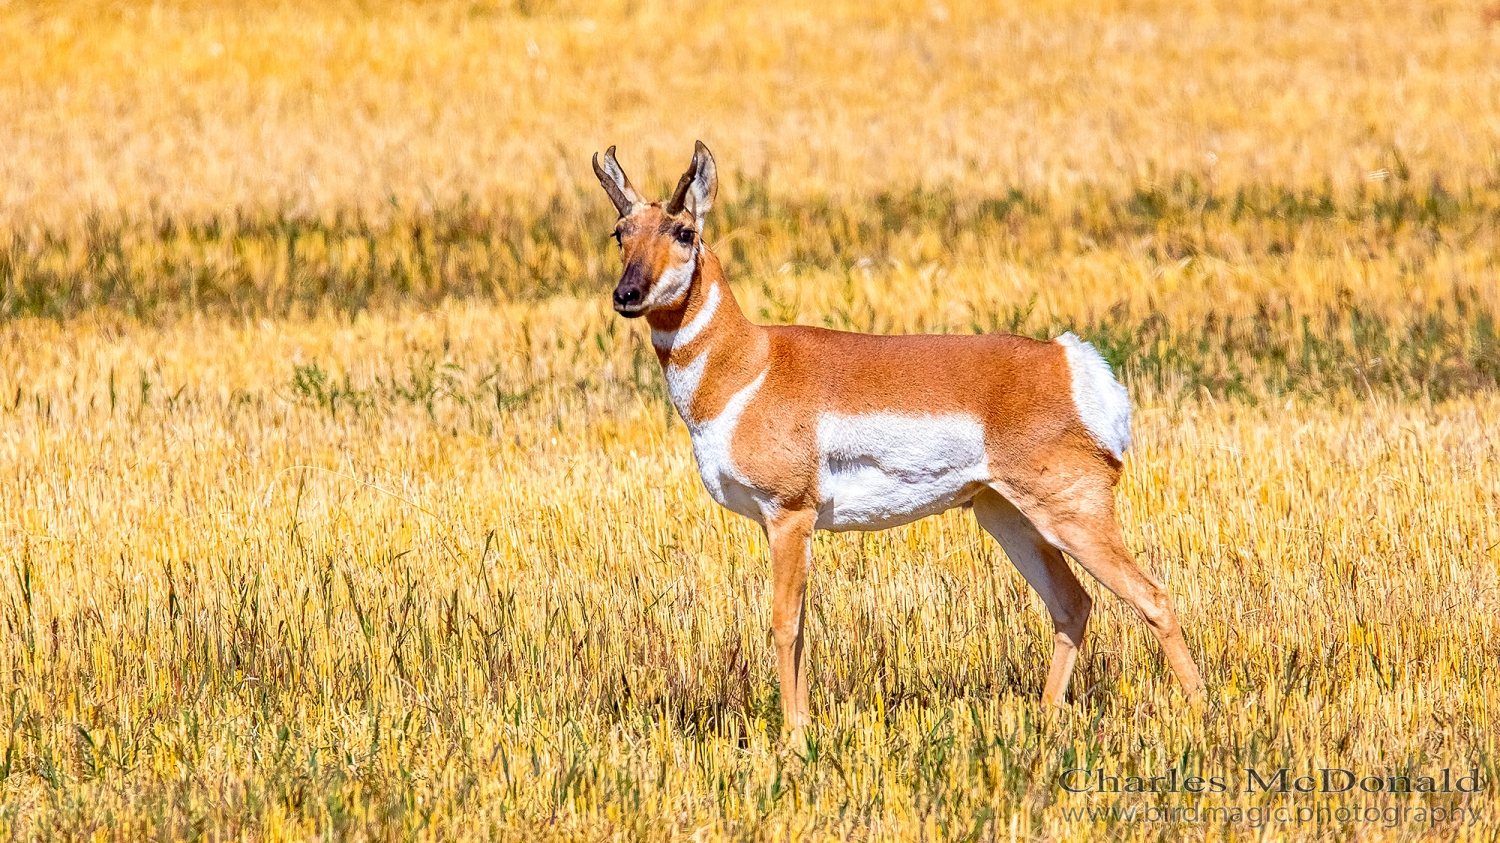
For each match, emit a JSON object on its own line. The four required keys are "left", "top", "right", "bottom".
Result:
{"left": 815, "top": 413, "right": 990, "bottom": 531}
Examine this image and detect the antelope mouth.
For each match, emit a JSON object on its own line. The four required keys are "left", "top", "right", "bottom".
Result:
{"left": 613, "top": 303, "right": 648, "bottom": 318}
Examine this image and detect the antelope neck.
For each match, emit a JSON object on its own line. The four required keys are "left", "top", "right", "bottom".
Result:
{"left": 646, "top": 249, "right": 757, "bottom": 369}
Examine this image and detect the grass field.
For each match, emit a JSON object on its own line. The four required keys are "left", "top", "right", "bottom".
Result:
{"left": 3, "top": 0, "right": 1500, "bottom": 839}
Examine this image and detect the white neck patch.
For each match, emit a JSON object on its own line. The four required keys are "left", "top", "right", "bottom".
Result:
{"left": 663, "top": 351, "right": 709, "bottom": 424}
{"left": 652, "top": 282, "right": 720, "bottom": 351}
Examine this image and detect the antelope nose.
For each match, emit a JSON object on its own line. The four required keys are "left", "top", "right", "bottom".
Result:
{"left": 613, "top": 287, "right": 643, "bottom": 308}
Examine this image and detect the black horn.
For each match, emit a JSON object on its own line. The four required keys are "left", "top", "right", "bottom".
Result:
{"left": 592, "top": 146, "right": 640, "bottom": 216}
{"left": 665, "top": 162, "right": 697, "bottom": 216}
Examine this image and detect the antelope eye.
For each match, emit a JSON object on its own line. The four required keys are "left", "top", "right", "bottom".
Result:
{"left": 675, "top": 228, "right": 696, "bottom": 247}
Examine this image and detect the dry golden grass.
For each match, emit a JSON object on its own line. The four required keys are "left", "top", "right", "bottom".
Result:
{"left": 3, "top": 0, "right": 1500, "bottom": 839}
{"left": 2, "top": 280, "right": 1499, "bottom": 839}
{"left": 2, "top": 0, "right": 1499, "bottom": 228}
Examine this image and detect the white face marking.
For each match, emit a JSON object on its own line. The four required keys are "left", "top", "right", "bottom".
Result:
{"left": 684, "top": 368, "right": 768, "bottom": 525}
{"left": 814, "top": 413, "right": 990, "bottom": 531}
{"left": 1056, "top": 332, "right": 1132, "bottom": 460}
{"left": 641, "top": 248, "right": 697, "bottom": 310}
{"left": 652, "top": 281, "right": 720, "bottom": 351}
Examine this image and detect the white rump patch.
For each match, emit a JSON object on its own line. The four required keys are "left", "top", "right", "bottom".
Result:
{"left": 815, "top": 413, "right": 990, "bottom": 531}
{"left": 652, "top": 281, "right": 719, "bottom": 351}
{"left": 1056, "top": 332, "right": 1132, "bottom": 460}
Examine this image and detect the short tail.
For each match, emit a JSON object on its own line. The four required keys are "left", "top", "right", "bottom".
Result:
{"left": 1055, "top": 332, "right": 1131, "bottom": 460}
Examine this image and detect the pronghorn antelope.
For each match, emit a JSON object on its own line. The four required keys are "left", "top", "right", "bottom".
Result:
{"left": 593, "top": 142, "right": 1204, "bottom": 737}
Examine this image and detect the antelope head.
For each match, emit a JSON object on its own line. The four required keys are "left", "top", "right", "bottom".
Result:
{"left": 592, "top": 141, "right": 718, "bottom": 317}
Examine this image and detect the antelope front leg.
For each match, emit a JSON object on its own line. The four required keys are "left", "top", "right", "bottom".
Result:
{"left": 766, "top": 509, "right": 816, "bottom": 742}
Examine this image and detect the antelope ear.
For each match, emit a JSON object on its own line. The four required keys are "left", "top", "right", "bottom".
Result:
{"left": 592, "top": 145, "right": 643, "bottom": 216}
{"left": 666, "top": 141, "right": 718, "bottom": 226}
